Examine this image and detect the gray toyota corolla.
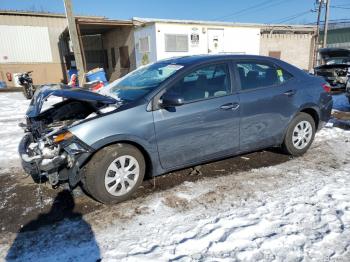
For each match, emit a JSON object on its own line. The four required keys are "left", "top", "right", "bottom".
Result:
{"left": 19, "top": 55, "right": 333, "bottom": 204}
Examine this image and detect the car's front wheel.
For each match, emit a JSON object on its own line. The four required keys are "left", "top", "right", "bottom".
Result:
{"left": 282, "top": 112, "right": 316, "bottom": 156}
{"left": 83, "top": 143, "right": 145, "bottom": 204}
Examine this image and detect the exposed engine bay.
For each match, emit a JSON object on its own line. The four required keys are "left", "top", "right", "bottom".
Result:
{"left": 314, "top": 64, "right": 350, "bottom": 89}
{"left": 314, "top": 48, "right": 350, "bottom": 90}
{"left": 19, "top": 85, "right": 118, "bottom": 188}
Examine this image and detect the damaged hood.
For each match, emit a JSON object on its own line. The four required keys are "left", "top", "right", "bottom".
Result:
{"left": 315, "top": 64, "right": 350, "bottom": 70}
{"left": 319, "top": 48, "right": 350, "bottom": 59}
{"left": 316, "top": 48, "right": 350, "bottom": 68}
{"left": 26, "top": 84, "right": 117, "bottom": 118}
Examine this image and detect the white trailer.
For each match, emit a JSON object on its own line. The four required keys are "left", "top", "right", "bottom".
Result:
{"left": 133, "top": 18, "right": 261, "bottom": 67}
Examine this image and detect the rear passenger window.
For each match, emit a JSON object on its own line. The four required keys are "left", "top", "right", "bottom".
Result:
{"left": 237, "top": 62, "right": 293, "bottom": 90}
{"left": 167, "top": 64, "right": 231, "bottom": 103}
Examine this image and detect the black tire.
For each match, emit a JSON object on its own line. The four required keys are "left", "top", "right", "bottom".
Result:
{"left": 82, "top": 143, "right": 145, "bottom": 205}
{"left": 282, "top": 112, "right": 316, "bottom": 156}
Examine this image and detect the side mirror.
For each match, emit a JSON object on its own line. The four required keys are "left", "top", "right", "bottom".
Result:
{"left": 159, "top": 93, "right": 184, "bottom": 107}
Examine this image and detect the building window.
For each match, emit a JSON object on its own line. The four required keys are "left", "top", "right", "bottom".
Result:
{"left": 111, "top": 47, "right": 116, "bottom": 68}
{"left": 165, "top": 34, "right": 189, "bottom": 52}
{"left": 139, "top": 36, "right": 150, "bottom": 53}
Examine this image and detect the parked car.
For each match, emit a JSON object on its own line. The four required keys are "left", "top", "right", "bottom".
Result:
{"left": 314, "top": 48, "right": 350, "bottom": 91}
{"left": 19, "top": 55, "right": 333, "bottom": 204}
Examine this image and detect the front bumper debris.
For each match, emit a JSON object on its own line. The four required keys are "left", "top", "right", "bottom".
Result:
{"left": 18, "top": 132, "right": 92, "bottom": 187}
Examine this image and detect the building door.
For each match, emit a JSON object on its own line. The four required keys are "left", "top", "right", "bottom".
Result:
{"left": 207, "top": 29, "right": 224, "bottom": 54}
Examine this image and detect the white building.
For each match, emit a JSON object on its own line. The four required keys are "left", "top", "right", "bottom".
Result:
{"left": 133, "top": 18, "right": 316, "bottom": 70}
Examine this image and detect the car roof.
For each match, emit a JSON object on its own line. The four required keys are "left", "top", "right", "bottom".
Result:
{"left": 158, "top": 54, "right": 281, "bottom": 65}
{"left": 156, "top": 54, "right": 307, "bottom": 78}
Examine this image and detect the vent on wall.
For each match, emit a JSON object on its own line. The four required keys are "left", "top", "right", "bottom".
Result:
{"left": 268, "top": 51, "right": 281, "bottom": 59}
{"left": 165, "top": 34, "right": 189, "bottom": 52}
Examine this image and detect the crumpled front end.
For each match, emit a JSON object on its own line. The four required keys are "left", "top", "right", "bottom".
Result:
{"left": 18, "top": 129, "right": 92, "bottom": 187}
{"left": 18, "top": 84, "right": 118, "bottom": 187}
{"left": 314, "top": 65, "right": 350, "bottom": 90}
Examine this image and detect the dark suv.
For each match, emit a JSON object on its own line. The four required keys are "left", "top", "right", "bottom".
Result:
{"left": 19, "top": 55, "right": 333, "bottom": 204}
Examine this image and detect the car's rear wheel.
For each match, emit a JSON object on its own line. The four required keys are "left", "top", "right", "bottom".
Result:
{"left": 83, "top": 143, "right": 145, "bottom": 204}
{"left": 282, "top": 112, "right": 316, "bottom": 156}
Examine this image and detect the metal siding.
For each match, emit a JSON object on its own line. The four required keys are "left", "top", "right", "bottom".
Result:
{"left": 0, "top": 25, "right": 52, "bottom": 63}
{"left": 0, "top": 14, "right": 68, "bottom": 63}
{"left": 320, "top": 28, "right": 350, "bottom": 45}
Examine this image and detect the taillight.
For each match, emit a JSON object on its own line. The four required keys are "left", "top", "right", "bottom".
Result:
{"left": 322, "top": 83, "right": 331, "bottom": 93}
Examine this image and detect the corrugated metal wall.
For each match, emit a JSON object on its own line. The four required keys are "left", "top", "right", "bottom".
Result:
{"left": 0, "top": 14, "right": 68, "bottom": 84}
{"left": 0, "top": 14, "right": 68, "bottom": 63}
{"left": 323, "top": 28, "right": 350, "bottom": 45}
{"left": 0, "top": 25, "right": 52, "bottom": 63}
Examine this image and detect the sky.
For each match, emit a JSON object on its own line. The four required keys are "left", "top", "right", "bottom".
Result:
{"left": 0, "top": 0, "right": 349, "bottom": 25}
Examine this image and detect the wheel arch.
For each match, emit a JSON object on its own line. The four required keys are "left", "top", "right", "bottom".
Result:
{"left": 280, "top": 105, "right": 320, "bottom": 145}
{"left": 299, "top": 106, "right": 320, "bottom": 130}
{"left": 81, "top": 136, "right": 157, "bottom": 179}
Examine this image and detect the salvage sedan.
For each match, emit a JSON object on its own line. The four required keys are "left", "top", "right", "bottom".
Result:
{"left": 19, "top": 55, "right": 333, "bottom": 204}
{"left": 314, "top": 48, "right": 350, "bottom": 91}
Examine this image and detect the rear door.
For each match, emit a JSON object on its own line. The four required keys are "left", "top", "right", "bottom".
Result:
{"left": 235, "top": 60, "right": 297, "bottom": 151}
{"left": 153, "top": 62, "right": 240, "bottom": 169}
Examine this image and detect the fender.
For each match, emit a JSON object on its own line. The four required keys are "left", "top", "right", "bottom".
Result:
{"left": 90, "top": 134, "right": 164, "bottom": 177}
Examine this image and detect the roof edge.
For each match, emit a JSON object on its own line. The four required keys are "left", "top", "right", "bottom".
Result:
{"left": 0, "top": 9, "right": 104, "bottom": 19}
{"left": 132, "top": 17, "right": 316, "bottom": 31}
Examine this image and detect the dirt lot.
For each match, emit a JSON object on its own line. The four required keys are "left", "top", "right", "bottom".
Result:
{"left": 0, "top": 148, "right": 290, "bottom": 234}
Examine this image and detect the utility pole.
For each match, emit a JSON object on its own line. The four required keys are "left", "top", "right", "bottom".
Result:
{"left": 323, "top": 0, "right": 331, "bottom": 48}
{"left": 313, "top": 0, "right": 323, "bottom": 67}
{"left": 63, "top": 0, "right": 85, "bottom": 85}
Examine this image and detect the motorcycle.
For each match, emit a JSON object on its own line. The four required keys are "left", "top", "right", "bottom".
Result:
{"left": 18, "top": 71, "right": 35, "bottom": 99}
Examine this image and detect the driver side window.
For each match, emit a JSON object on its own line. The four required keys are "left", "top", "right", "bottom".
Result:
{"left": 166, "top": 63, "right": 231, "bottom": 103}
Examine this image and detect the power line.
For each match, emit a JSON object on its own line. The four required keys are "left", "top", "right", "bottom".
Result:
{"left": 331, "top": 5, "right": 350, "bottom": 9}
{"left": 213, "top": 0, "right": 271, "bottom": 21}
{"left": 212, "top": 0, "right": 284, "bottom": 21}
{"left": 270, "top": 9, "right": 316, "bottom": 24}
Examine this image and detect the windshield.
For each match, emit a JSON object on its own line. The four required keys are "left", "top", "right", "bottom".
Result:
{"left": 106, "top": 62, "right": 183, "bottom": 102}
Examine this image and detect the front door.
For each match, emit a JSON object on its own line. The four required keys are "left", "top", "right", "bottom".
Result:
{"left": 153, "top": 63, "right": 240, "bottom": 170}
{"left": 208, "top": 29, "right": 224, "bottom": 54}
{"left": 235, "top": 60, "right": 297, "bottom": 151}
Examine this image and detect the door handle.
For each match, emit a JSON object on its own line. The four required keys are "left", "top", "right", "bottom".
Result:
{"left": 284, "top": 90, "right": 296, "bottom": 96}
{"left": 220, "top": 103, "right": 240, "bottom": 110}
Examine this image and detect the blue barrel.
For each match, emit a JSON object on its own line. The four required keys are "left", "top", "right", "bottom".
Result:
{"left": 0, "top": 81, "right": 7, "bottom": 89}
{"left": 86, "top": 68, "right": 108, "bottom": 84}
